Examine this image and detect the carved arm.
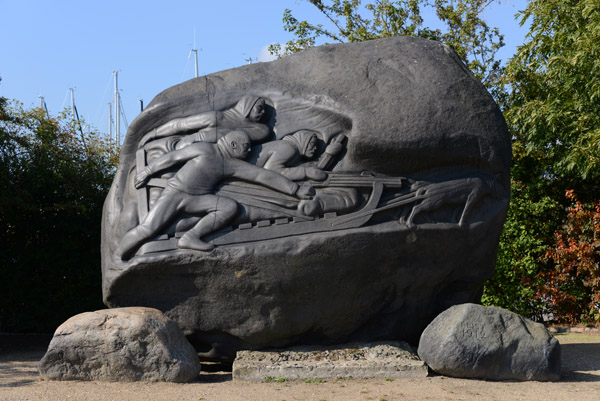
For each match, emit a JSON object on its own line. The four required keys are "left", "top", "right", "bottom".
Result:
{"left": 134, "top": 144, "right": 204, "bottom": 189}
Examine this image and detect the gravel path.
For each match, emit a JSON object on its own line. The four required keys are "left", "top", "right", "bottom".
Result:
{"left": 1, "top": 333, "right": 599, "bottom": 401}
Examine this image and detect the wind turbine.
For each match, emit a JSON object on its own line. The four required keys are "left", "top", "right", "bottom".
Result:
{"left": 188, "top": 27, "right": 201, "bottom": 78}
{"left": 38, "top": 95, "right": 49, "bottom": 116}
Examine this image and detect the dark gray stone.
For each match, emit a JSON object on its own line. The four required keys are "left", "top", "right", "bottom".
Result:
{"left": 417, "top": 303, "right": 561, "bottom": 381}
{"left": 101, "top": 36, "right": 510, "bottom": 361}
{"left": 39, "top": 307, "right": 201, "bottom": 382}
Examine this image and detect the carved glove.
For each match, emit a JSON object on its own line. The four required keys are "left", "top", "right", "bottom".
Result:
{"left": 134, "top": 167, "right": 152, "bottom": 189}
{"left": 296, "top": 183, "right": 315, "bottom": 199}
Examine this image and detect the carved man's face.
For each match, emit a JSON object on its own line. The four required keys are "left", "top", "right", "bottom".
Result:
{"left": 304, "top": 135, "right": 318, "bottom": 159}
{"left": 249, "top": 99, "right": 266, "bottom": 122}
{"left": 231, "top": 138, "right": 251, "bottom": 159}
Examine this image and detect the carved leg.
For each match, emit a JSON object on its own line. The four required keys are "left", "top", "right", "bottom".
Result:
{"left": 458, "top": 191, "right": 478, "bottom": 228}
{"left": 178, "top": 195, "right": 238, "bottom": 251}
{"left": 116, "top": 224, "right": 158, "bottom": 260}
{"left": 405, "top": 186, "right": 429, "bottom": 227}
{"left": 406, "top": 203, "right": 423, "bottom": 228}
{"left": 116, "top": 187, "right": 183, "bottom": 260}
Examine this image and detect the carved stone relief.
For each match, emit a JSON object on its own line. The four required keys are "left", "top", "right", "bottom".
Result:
{"left": 101, "top": 36, "right": 510, "bottom": 361}
{"left": 115, "top": 95, "right": 502, "bottom": 260}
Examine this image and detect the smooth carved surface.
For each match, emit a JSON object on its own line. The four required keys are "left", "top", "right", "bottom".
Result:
{"left": 101, "top": 36, "right": 511, "bottom": 361}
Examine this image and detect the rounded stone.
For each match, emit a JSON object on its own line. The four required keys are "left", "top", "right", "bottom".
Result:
{"left": 39, "top": 307, "right": 201, "bottom": 382}
{"left": 417, "top": 303, "right": 561, "bottom": 381}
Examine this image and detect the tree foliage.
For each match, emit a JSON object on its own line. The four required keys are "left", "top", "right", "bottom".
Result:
{"left": 481, "top": 135, "right": 564, "bottom": 320}
{"left": 539, "top": 190, "right": 600, "bottom": 325}
{"left": 0, "top": 97, "right": 118, "bottom": 332}
{"left": 502, "top": 0, "right": 600, "bottom": 182}
{"left": 481, "top": 178, "right": 562, "bottom": 320}
{"left": 489, "top": 0, "right": 600, "bottom": 324}
{"left": 270, "top": 0, "right": 505, "bottom": 89}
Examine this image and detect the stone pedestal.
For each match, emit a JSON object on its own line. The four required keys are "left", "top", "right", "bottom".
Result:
{"left": 232, "top": 342, "right": 428, "bottom": 381}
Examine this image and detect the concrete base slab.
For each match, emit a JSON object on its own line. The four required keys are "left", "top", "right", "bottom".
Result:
{"left": 232, "top": 341, "right": 429, "bottom": 381}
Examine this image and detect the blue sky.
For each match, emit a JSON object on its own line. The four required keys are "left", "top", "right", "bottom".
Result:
{"left": 0, "top": 0, "right": 528, "bottom": 140}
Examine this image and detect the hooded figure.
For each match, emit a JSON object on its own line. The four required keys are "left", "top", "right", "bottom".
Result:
{"left": 250, "top": 130, "right": 325, "bottom": 181}
{"left": 282, "top": 130, "right": 318, "bottom": 160}
{"left": 137, "top": 96, "right": 270, "bottom": 212}
{"left": 139, "top": 95, "right": 270, "bottom": 148}
{"left": 241, "top": 129, "right": 359, "bottom": 217}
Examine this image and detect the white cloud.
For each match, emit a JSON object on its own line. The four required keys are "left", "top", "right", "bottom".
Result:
{"left": 257, "top": 44, "right": 279, "bottom": 62}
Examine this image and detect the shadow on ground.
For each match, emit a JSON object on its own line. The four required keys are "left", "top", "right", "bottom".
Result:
{"left": 0, "top": 334, "right": 51, "bottom": 388}
{"left": 196, "top": 362, "right": 233, "bottom": 383}
{"left": 1, "top": 334, "right": 600, "bottom": 385}
{"left": 560, "top": 343, "right": 600, "bottom": 382}
{"left": 0, "top": 368, "right": 40, "bottom": 388}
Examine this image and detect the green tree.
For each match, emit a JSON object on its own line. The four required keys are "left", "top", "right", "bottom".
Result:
{"left": 481, "top": 134, "right": 564, "bottom": 319}
{"left": 0, "top": 97, "right": 118, "bottom": 332}
{"left": 270, "top": 0, "right": 505, "bottom": 90}
{"left": 502, "top": 0, "right": 600, "bottom": 184}
{"left": 481, "top": 180, "right": 562, "bottom": 320}
{"left": 484, "top": 0, "right": 600, "bottom": 323}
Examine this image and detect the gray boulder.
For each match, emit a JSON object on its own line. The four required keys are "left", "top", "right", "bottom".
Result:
{"left": 417, "top": 303, "right": 561, "bottom": 381}
{"left": 39, "top": 307, "right": 201, "bottom": 382}
{"left": 101, "top": 36, "right": 510, "bottom": 361}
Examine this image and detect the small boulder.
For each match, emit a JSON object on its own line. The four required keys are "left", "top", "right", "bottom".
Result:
{"left": 417, "top": 303, "right": 561, "bottom": 381}
{"left": 39, "top": 307, "right": 201, "bottom": 382}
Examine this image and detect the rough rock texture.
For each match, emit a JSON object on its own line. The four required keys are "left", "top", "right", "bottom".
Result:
{"left": 38, "top": 307, "right": 201, "bottom": 382}
{"left": 417, "top": 303, "right": 561, "bottom": 381}
{"left": 232, "top": 342, "right": 428, "bottom": 381}
{"left": 101, "top": 36, "right": 511, "bottom": 361}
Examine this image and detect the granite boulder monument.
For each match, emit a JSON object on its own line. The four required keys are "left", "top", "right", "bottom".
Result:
{"left": 101, "top": 36, "right": 511, "bottom": 361}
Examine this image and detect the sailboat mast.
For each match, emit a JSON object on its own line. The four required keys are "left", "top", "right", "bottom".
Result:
{"left": 108, "top": 102, "right": 113, "bottom": 143}
{"left": 70, "top": 88, "right": 76, "bottom": 120}
{"left": 68, "top": 88, "right": 84, "bottom": 138}
{"left": 114, "top": 71, "right": 120, "bottom": 144}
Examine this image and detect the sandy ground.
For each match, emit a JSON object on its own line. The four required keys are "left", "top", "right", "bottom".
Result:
{"left": 1, "top": 333, "right": 599, "bottom": 401}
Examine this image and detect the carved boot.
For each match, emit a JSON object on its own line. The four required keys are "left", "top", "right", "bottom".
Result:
{"left": 178, "top": 230, "right": 215, "bottom": 252}
{"left": 177, "top": 211, "right": 227, "bottom": 252}
{"left": 116, "top": 224, "right": 154, "bottom": 260}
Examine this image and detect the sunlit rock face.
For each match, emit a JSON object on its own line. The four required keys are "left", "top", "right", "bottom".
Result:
{"left": 418, "top": 304, "right": 561, "bottom": 381}
{"left": 39, "top": 307, "right": 201, "bottom": 382}
{"left": 101, "top": 36, "right": 510, "bottom": 361}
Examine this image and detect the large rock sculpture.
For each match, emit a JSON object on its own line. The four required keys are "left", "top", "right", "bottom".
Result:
{"left": 101, "top": 36, "right": 511, "bottom": 361}
{"left": 417, "top": 304, "right": 561, "bottom": 381}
